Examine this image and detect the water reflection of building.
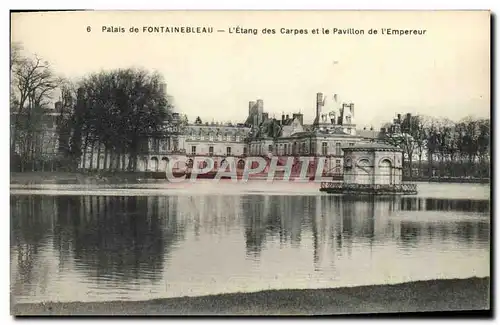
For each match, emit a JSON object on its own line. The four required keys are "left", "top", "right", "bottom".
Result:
{"left": 10, "top": 194, "right": 491, "bottom": 301}
{"left": 175, "top": 195, "right": 242, "bottom": 238}
{"left": 241, "top": 195, "right": 310, "bottom": 258}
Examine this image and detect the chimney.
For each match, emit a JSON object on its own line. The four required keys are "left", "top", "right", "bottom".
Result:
{"left": 256, "top": 99, "right": 264, "bottom": 113}
{"left": 316, "top": 92, "right": 323, "bottom": 122}
{"left": 363, "top": 127, "right": 367, "bottom": 130}
{"left": 262, "top": 112, "right": 269, "bottom": 121}
{"left": 349, "top": 103, "right": 354, "bottom": 117}
{"left": 256, "top": 99, "right": 264, "bottom": 125}
{"left": 381, "top": 127, "right": 386, "bottom": 133}
{"left": 338, "top": 105, "right": 345, "bottom": 125}
{"left": 397, "top": 114, "right": 401, "bottom": 122}
{"left": 281, "top": 113, "right": 285, "bottom": 124}
{"left": 286, "top": 114, "right": 289, "bottom": 120}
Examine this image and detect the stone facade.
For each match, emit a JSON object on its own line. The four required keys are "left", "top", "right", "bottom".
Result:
{"left": 343, "top": 143, "right": 403, "bottom": 185}
{"left": 243, "top": 93, "right": 364, "bottom": 174}
{"left": 14, "top": 90, "right": 386, "bottom": 174}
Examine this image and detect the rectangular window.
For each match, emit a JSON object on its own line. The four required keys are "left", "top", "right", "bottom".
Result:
{"left": 322, "top": 142, "right": 328, "bottom": 156}
{"left": 152, "top": 138, "right": 160, "bottom": 152}
{"left": 243, "top": 147, "right": 248, "bottom": 155}
{"left": 268, "top": 144, "right": 273, "bottom": 153}
{"left": 209, "top": 146, "right": 214, "bottom": 155}
{"left": 191, "top": 146, "right": 196, "bottom": 155}
{"left": 335, "top": 159, "right": 342, "bottom": 174}
{"left": 284, "top": 144, "right": 288, "bottom": 155}
{"left": 336, "top": 143, "right": 342, "bottom": 155}
{"left": 226, "top": 147, "right": 232, "bottom": 156}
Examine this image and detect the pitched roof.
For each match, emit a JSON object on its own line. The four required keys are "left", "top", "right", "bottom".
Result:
{"left": 357, "top": 129, "right": 384, "bottom": 139}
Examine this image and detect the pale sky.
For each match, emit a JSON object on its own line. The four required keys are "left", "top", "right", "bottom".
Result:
{"left": 11, "top": 10, "right": 490, "bottom": 128}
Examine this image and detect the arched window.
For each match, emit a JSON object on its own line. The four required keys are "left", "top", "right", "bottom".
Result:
{"left": 150, "top": 157, "right": 159, "bottom": 172}
{"left": 379, "top": 159, "right": 392, "bottom": 185}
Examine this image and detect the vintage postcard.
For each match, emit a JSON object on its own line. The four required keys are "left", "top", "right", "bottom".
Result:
{"left": 10, "top": 10, "right": 490, "bottom": 316}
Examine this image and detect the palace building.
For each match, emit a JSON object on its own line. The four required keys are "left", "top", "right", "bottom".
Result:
{"left": 12, "top": 85, "right": 384, "bottom": 174}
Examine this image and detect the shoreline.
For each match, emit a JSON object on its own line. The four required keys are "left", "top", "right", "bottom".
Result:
{"left": 10, "top": 172, "right": 491, "bottom": 185}
{"left": 12, "top": 277, "right": 490, "bottom": 316}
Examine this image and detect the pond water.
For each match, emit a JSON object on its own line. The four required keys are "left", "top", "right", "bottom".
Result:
{"left": 10, "top": 181, "right": 490, "bottom": 303}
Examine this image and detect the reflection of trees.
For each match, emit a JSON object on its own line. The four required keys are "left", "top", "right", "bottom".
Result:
{"left": 400, "top": 198, "right": 490, "bottom": 213}
{"left": 399, "top": 220, "right": 490, "bottom": 247}
{"left": 399, "top": 222, "right": 421, "bottom": 247}
{"left": 10, "top": 195, "right": 55, "bottom": 298}
{"left": 53, "top": 195, "right": 80, "bottom": 271}
{"left": 397, "top": 198, "right": 490, "bottom": 248}
{"left": 54, "top": 196, "right": 185, "bottom": 283}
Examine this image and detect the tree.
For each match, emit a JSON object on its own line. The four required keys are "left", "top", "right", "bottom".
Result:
{"left": 412, "top": 116, "right": 432, "bottom": 177}
{"left": 10, "top": 47, "right": 61, "bottom": 170}
{"left": 383, "top": 114, "right": 419, "bottom": 178}
{"left": 73, "top": 68, "right": 172, "bottom": 172}
{"left": 476, "top": 119, "right": 490, "bottom": 178}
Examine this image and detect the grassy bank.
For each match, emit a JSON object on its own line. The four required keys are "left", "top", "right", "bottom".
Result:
{"left": 12, "top": 277, "right": 490, "bottom": 316}
{"left": 9, "top": 171, "right": 165, "bottom": 185}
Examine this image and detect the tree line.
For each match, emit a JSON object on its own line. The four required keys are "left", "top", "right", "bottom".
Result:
{"left": 10, "top": 43, "right": 172, "bottom": 172}
{"left": 383, "top": 114, "right": 490, "bottom": 180}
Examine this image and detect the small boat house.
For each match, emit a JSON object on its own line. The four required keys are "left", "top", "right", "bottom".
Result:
{"left": 320, "top": 142, "right": 417, "bottom": 195}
